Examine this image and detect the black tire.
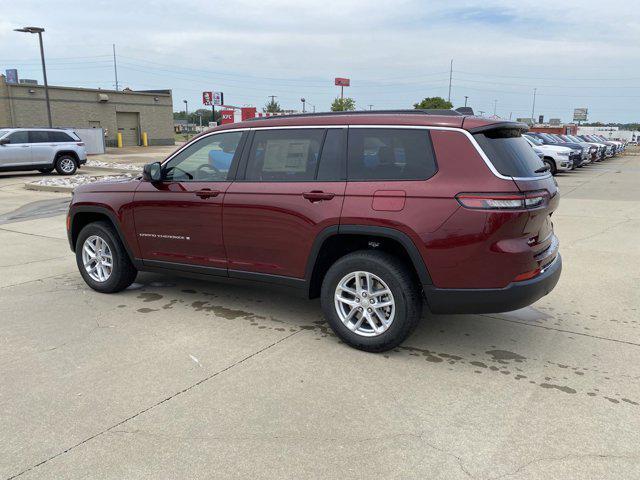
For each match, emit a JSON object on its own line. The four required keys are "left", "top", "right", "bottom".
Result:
{"left": 75, "top": 221, "right": 137, "bottom": 293}
{"left": 544, "top": 158, "right": 557, "bottom": 175}
{"left": 55, "top": 155, "right": 78, "bottom": 175}
{"left": 321, "top": 250, "right": 422, "bottom": 352}
{"left": 38, "top": 167, "right": 54, "bottom": 174}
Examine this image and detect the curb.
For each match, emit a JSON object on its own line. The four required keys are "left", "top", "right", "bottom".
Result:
{"left": 25, "top": 183, "right": 75, "bottom": 193}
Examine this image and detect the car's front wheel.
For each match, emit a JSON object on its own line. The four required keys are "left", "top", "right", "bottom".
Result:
{"left": 55, "top": 155, "right": 78, "bottom": 175}
{"left": 544, "top": 158, "right": 557, "bottom": 175}
{"left": 321, "top": 250, "right": 422, "bottom": 352}
{"left": 75, "top": 221, "right": 137, "bottom": 293}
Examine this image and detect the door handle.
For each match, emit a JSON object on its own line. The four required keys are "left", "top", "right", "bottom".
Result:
{"left": 195, "top": 189, "right": 220, "bottom": 199}
{"left": 302, "top": 191, "right": 335, "bottom": 202}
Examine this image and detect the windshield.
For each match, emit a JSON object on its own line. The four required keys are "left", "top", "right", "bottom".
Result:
{"left": 523, "top": 134, "right": 542, "bottom": 145}
{"left": 474, "top": 128, "right": 547, "bottom": 177}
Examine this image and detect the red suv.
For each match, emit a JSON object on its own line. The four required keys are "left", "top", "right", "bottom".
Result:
{"left": 68, "top": 110, "right": 561, "bottom": 352}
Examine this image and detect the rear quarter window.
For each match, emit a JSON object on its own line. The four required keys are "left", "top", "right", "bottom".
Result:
{"left": 474, "top": 128, "right": 546, "bottom": 177}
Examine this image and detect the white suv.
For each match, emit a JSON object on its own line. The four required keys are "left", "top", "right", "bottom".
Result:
{"left": 523, "top": 134, "right": 573, "bottom": 175}
{"left": 0, "top": 128, "right": 87, "bottom": 175}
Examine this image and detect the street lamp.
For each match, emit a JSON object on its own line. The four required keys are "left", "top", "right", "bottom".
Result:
{"left": 183, "top": 99, "right": 189, "bottom": 137}
{"left": 14, "top": 26, "right": 52, "bottom": 127}
{"left": 300, "top": 97, "right": 306, "bottom": 113}
{"left": 464, "top": 96, "right": 468, "bottom": 107}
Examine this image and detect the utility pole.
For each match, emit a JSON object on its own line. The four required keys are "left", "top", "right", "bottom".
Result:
{"left": 368, "top": 104, "right": 374, "bottom": 110}
{"left": 15, "top": 27, "right": 51, "bottom": 127}
{"left": 531, "top": 88, "right": 537, "bottom": 120}
{"left": 112, "top": 44, "right": 119, "bottom": 91}
{"left": 464, "top": 96, "right": 468, "bottom": 107}
{"left": 447, "top": 59, "right": 453, "bottom": 103}
{"left": 493, "top": 99, "right": 498, "bottom": 116}
{"left": 183, "top": 99, "right": 189, "bottom": 138}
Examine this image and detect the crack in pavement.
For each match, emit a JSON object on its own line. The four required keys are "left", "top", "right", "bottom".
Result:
{"left": 488, "top": 452, "right": 640, "bottom": 479}
{"left": 480, "top": 314, "right": 640, "bottom": 348}
{"left": 5, "top": 329, "right": 301, "bottom": 480}
{"left": 0, "top": 226, "right": 67, "bottom": 241}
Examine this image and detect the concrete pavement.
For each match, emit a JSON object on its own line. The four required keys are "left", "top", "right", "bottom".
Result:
{"left": 0, "top": 153, "right": 639, "bottom": 479}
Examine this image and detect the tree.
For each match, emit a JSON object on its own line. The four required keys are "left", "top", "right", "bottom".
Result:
{"left": 264, "top": 99, "right": 283, "bottom": 113}
{"left": 414, "top": 96, "right": 453, "bottom": 110}
{"left": 331, "top": 97, "right": 356, "bottom": 111}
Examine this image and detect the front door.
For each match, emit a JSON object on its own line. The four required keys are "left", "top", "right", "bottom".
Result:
{"left": 133, "top": 130, "right": 246, "bottom": 271}
{"left": 224, "top": 128, "right": 347, "bottom": 279}
{"left": 0, "top": 131, "right": 31, "bottom": 167}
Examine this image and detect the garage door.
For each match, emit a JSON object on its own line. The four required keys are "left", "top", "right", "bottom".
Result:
{"left": 116, "top": 112, "right": 140, "bottom": 146}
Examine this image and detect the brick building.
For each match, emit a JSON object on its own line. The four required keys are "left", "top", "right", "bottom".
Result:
{"left": 0, "top": 75, "right": 174, "bottom": 146}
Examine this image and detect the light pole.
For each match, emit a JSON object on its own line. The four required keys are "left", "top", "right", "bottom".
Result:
{"left": 301, "top": 97, "right": 306, "bottom": 113}
{"left": 464, "top": 96, "right": 468, "bottom": 107}
{"left": 183, "top": 99, "right": 189, "bottom": 137}
{"left": 493, "top": 99, "right": 498, "bottom": 116}
{"left": 368, "top": 104, "right": 374, "bottom": 110}
{"left": 14, "top": 26, "right": 51, "bottom": 127}
{"left": 531, "top": 88, "right": 537, "bottom": 120}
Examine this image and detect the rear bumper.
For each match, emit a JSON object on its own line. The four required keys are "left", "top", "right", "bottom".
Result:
{"left": 424, "top": 254, "right": 562, "bottom": 314}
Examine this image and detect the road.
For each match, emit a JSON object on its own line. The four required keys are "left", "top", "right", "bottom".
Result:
{"left": 1, "top": 155, "right": 639, "bottom": 479}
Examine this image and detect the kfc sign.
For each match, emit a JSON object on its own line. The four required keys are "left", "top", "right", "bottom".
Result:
{"left": 334, "top": 77, "right": 350, "bottom": 87}
{"left": 203, "top": 91, "right": 224, "bottom": 106}
{"left": 221, "top": 109, "right": 235, "bottom": 125}
{"left": 202, "top": 91, "right": 213, "bottom": 105}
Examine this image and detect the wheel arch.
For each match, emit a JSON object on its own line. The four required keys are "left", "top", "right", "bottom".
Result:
{"left": 68, "top": 206, "right": 136, "bottom": 264}
{"left": 305, "top": 225, "right": 432, "bottom": 298}
{"left": 55, "top": 150, "right": 80, "bottom": 162}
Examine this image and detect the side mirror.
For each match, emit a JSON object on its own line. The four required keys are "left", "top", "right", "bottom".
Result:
{"left": 142, "top": 162, "right": 162, "bottom": 182}
{"left": 0, "top": 138, "right": 9, "bottom": 145}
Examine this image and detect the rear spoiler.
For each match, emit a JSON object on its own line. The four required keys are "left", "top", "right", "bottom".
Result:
{"left": 465, "top": 121, "right": 529, "bottom": 134}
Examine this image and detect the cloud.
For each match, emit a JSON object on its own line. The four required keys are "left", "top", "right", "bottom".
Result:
{"left": 1, "top": 0, "right": 639, "bottom": 121}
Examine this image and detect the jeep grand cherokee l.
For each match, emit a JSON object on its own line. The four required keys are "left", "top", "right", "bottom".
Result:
{"left": 0, "top": 128, "right": 87, "bottom": 174}
{"left": 67, "top": 110, "right": 561, "bottom": 352}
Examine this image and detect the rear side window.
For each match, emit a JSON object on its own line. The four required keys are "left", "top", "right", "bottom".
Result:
{"left": 29, "top": 131, "right": 50, "bottom": 143}
{"left": 48, "top": 131, "right": 74, "bottom": 142}
{"left": 474, "top": 128, "right": 546, "bottom": 177}
{"left": 245, "top": 129, "right": 324, "bottom": 182}
{"left": 347, "top": 128, "right": 437, "bottom": 181}
{"left": 317, "top": 129, "right": 346, "bottom": 181}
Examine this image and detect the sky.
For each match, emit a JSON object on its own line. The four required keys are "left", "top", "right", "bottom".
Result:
{"left": 1, "top": 0, "right": 639, "bottom": 123}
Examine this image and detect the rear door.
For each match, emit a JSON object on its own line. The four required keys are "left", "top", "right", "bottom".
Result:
{"left": 0, "top": 131, "right": 31, "bottom": 167}
{"left": 29, "top": 130, "right": 56, "bottom": 165}
{"left": 223, "top": 127, "right": 347, "bottom": 279}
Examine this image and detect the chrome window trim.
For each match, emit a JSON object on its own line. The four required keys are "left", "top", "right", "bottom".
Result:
{"left": 161, "top": 124, "right": 551, "bottom": 182}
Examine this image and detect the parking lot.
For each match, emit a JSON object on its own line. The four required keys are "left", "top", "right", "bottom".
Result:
{"left": 1, "top": 151, "right": 639, "bottom": 479}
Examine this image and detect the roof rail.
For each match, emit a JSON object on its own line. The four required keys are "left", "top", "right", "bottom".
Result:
{"left": 245, "top": 109, "right": 464, "bottom": 121}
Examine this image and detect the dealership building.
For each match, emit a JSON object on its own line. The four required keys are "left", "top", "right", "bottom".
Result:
{"left": 0, "top": 74, "right": 174, "bottom": 147}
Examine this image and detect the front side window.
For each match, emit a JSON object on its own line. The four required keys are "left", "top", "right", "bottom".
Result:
{"left": 347, "top": 128, "right": 437, "bottom": 181}
{"left": 163, "top": 131, "right": 243, "bottom": 182}
{"left": 7, "top": 131, "right": 28, "bottom": 143}
{"left": 244, "top": 129, "right": 324, "bottom": 181}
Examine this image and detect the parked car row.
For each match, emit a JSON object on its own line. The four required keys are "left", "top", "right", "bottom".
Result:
{"left": 523, "top": 131, "right": 626, "bottom": 175}
{"left": 0, "top": 128, "right": 87, "bottom": 175}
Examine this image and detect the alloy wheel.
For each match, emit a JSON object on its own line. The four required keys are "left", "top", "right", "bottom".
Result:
{"left": 82, "top": 235, "right": 113, "bottom": 282}
{"left": 334, "top": 271, "right": 395, "bottom": 337}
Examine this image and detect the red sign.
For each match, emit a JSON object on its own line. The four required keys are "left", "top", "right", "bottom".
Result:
{"left": 202, "top": 91, "right": 213, "bottom": 105}
{"left": 241, "top": 107, "right": 257, "bottom": 121}
{"left": 221, "top": 109, "right": 235, "bottom": 124}
{"left": 334, "top": 77, "right": 350, "bottom": 87}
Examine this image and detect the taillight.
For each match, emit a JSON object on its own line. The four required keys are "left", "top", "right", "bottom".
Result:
{"left": 456, "top": 191, "right": 549, "bottom": 210}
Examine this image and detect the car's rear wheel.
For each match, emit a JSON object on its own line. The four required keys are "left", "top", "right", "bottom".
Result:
{"left": 75, "top": 221, "right": 137, "bottom": 293}
{"left": 321, "top": 250, "right": 422, "bottom": 352}
{"left": 38, "top": 167, "right": 54, "bottom": 174}
{"left": 55, "top": 155, "right": 77, "bottom": 175}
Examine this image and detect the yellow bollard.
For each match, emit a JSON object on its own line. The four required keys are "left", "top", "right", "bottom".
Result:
{"left": 117, "top": 132, "right": 123, "bottom": 148}
{"left": 142, "top": 132, "right": 148, "bottom": 147}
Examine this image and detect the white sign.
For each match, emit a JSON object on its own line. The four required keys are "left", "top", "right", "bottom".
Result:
{"left": 213, "top": 92, "right": 224, "bottom": 106}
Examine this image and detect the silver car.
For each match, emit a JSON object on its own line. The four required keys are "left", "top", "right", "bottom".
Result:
{"left": 0, "top": 128, "right": 87, "bottom": 175}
